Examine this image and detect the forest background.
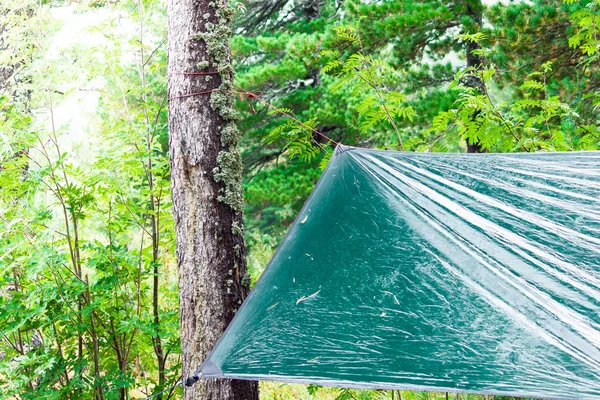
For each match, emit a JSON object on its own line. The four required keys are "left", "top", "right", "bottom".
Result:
{"left": 1, "top": 0, "right": 599, "bottom": 398}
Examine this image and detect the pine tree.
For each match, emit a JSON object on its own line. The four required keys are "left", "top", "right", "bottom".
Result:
{"left": 348, "top": 0, "right": 487, "bottom": 151}
{"left": 166, "top": 0, "right": 259, "bottom": 398}
{"left": 232, "top": 0, "right": 350, "bottom": 235}
{"left": 488, "top": 0, "right": 599, "bottom": 125}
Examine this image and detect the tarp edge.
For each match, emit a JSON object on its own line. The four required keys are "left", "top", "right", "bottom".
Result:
{"left": 199, "top": 373, "right": 575, "bottom": 400}
{"left": 195, "top": 143, "right": 349, "bottom": 380}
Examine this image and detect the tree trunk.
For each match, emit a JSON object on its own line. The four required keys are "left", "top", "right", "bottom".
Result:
{"left": 167, "top": 0, "right": 259, "bottom": 399}
{"left": 464, "top": 0, "right": 485, "bottom": 153}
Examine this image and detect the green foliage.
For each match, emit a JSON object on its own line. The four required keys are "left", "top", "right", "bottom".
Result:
{"left": 567, "top": 0, "right": 600, "bottom": 56}
{"left": 323, "top": 27, "right": 417, "bottom": 149}
{"left": 0, "top": 1, "right": 180, "bottom": 398}
{"left": 487, "top": 0, "right": 600, "bottom": 128}
{"left": 245, "top": 229, "right": 276, "bottom": 285}
{"left": 430, "top": 62, "right": 592, "bottom": 152}
{"left": 341, "top": 0, "right": 487, "bottom": 148}
{"left": 263, "top": 113, "right": 324, "bottom": 162}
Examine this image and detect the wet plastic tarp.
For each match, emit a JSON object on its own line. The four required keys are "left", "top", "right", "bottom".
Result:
{"left": 200, "top": 146, "right": 600, "bottom": 399}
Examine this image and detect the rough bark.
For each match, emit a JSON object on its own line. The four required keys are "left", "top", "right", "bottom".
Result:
{"left": 464, "top": 0, "right": 485, "bottom": 153}
{"left": 167, "top": 0, "right": 259, "bottom": 399}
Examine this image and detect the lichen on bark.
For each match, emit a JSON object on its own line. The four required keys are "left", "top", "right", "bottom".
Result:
{"left": 198, "top": 0, "right": 244, "bottom": 213}
{"left": 231, "top": 220, "right": 243, "bottom": 236}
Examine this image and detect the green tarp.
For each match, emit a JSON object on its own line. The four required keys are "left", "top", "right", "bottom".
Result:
{"left": 200, "top": 146, "right": 600, "bottom": 399}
